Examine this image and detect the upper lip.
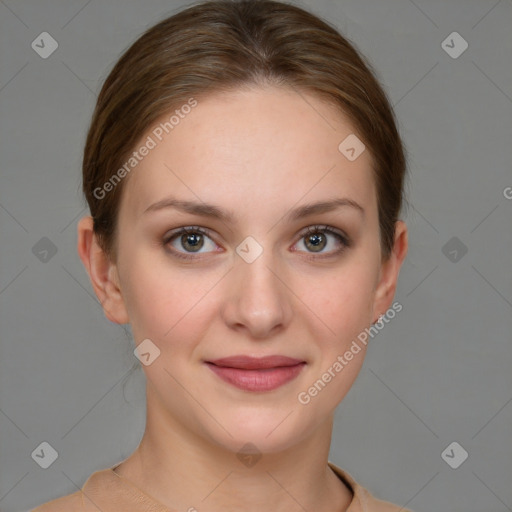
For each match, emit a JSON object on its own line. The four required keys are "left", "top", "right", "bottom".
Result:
{"left": 206, "top": 355, "right": 305, "bottom": 370}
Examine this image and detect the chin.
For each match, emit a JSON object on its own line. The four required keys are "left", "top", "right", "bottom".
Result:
{"left": 205, "top": 407, "right": 319, "bottom": 457}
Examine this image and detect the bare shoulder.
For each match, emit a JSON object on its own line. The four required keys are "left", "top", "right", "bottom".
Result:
{"left": 30, "top": 490, "right": 84, "bottom": 512}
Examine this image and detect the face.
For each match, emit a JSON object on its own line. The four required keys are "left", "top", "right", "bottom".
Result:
{"left": 102, "top": 86, "right": 402, "bottom": 454}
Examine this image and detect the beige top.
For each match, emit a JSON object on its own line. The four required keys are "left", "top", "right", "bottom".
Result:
{"left": 31, "top": 461, "right": 412, "bottom": 512}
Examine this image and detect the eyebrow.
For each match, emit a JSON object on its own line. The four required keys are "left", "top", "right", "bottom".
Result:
{"left": 143, "top": 196, "right": 364, "bottom": 222}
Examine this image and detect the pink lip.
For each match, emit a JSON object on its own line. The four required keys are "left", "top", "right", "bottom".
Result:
{"left": 205, "top": 355, "right": 306, "bottom": 392}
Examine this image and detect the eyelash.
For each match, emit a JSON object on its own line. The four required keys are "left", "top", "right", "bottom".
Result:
{"left": 162, "top": 224, "right": 351, "bottom": 261}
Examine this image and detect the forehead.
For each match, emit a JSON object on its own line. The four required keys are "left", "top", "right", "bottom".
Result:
{"left": 119, "top": 86, "right": 376, "bottom": 223}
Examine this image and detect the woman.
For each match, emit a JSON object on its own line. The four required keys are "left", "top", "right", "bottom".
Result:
{"left": 33, "top": 0, "right": 410, "bottom": 510}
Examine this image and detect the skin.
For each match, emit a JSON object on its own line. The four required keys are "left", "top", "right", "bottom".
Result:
{"left": 78, "top": 85, "right": 407, "bottom": 512}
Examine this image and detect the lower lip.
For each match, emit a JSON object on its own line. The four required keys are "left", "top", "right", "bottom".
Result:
{"left": 206, "top": 362, "right": 306, "bottom": 392}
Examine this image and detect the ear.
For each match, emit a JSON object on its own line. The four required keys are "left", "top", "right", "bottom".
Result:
{"left": 372, "top": 220, "right": 408, "bottom": 322}
{"left": 77, "top": 216, "right": 129, "bottom": 324}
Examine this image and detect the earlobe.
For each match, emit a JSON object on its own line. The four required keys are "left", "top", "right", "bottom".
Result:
{"left": 372, "top": 220, "right": 408, "bottom": 322}
{"left": 77, "top": 216, "right": 129, "bottom": 324}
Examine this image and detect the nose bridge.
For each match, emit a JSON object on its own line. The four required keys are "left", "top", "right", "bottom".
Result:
{"left": 236, "top": 239, "right": 283, "bottom": 306}
{"left": 237, "top": 244, "right": 278, "bottom": 292}
{"left": 224, "top": 236, "right": 291, "bottom": 337}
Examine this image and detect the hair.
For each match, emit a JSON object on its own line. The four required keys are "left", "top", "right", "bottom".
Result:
{"left": 82, "top": 0, "right": 408, "bottom": 262}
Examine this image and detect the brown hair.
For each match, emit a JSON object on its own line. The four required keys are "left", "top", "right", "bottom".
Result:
{"left": 83, "top": 0, "right": 407, "bottom": 262}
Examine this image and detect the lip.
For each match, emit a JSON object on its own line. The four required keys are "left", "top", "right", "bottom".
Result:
{"left": 205, "top": 355, "right": 306, "bottom": 392}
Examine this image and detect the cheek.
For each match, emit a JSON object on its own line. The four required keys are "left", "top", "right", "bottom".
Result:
{"left": 119, "top": 251, "right": 220, "bottom": 341}
{"left": 298, "top": 262, "right": 377, "bottom": 336}
{"left": 295, "top": 268, "right": 374, "bottom": 412}
{"left": 121, "top": 270, "right": 171, "bottom": 336}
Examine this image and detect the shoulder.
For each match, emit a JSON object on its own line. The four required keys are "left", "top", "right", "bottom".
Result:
{"left": 359, "top": 490, "right": 411, "bottom": 512}
{"left": 328, "top": 461, "right": 413, "bottom": 512}
{"left": 30, "top": 467, "right": 117, "bottom": 512}
{"left": 30, "top": 490, "right": 84, "bottom": 512}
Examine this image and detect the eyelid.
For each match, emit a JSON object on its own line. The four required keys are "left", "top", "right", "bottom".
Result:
{"left": 163, "top": 225, "right": 213, "bottom": 241}
{"left": 296, "top": 224, "right": 350, "bottom": 246}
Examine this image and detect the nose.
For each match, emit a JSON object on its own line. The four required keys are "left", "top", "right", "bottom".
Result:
{"left": 220, "top": 247, "right": 293, "bottom": 339}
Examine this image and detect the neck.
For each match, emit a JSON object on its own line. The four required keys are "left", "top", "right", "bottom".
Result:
{"left": 114, "top": 383, "right": 353, "bottom": 512}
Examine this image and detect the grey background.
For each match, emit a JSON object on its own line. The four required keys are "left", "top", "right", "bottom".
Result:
{"left": 0, "top": 0, "right": 511, "bottom": 511}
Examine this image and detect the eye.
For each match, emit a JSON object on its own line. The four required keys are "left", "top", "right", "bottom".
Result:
{"left": 293, "top": 225, "right": 350, "bottom": 257}
{"left": 163, "top": 226, "right": 219, "bottom": 260}
{"left": 163, "top": 224, "right": 350, "bottom": 261}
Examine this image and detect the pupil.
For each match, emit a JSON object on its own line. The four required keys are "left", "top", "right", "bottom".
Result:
{"left": 182, "top": 233, "right": 203, "bottom": 252}
{"left": 307, "top": 232, "right": 326, "bottom": 252}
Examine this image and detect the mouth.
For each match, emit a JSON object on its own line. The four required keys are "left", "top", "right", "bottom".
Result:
{"left": 204, "top": 355, "right": 306, "bottom": 392}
